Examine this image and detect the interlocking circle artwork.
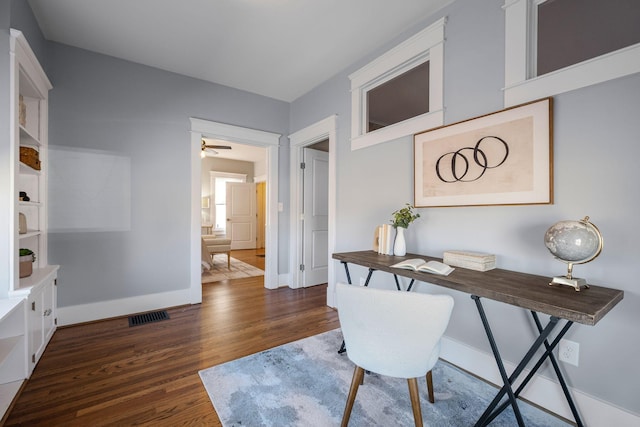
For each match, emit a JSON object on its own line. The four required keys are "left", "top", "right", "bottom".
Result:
{"left": 414, "top": 98, "right": 553, "bottom": 207}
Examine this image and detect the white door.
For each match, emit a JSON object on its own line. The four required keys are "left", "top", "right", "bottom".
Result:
{"left": 226, "top": 182, "right": 256, "bottom": 250}
{"left": 302, "top": 148, "right": 329, "bottom": 287}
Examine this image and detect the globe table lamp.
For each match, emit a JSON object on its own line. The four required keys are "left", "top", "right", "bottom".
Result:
{"left": 544, "top": 216, "right": 603, "bottom": 292}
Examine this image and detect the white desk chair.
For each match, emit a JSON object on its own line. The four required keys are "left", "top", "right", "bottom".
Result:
{"left": 336, "top": 282, "right": 454, "bottom": 427}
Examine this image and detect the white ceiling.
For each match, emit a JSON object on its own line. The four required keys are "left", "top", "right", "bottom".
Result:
{"left": 28, "top": 0, "right": 452, "bottom": 102}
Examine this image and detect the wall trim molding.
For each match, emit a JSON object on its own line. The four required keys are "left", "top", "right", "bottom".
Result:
{"left": 190, "top": 118, "right": 281, "bottom": 292}
{"left": 288, "top": 115, "right": 337, "bottom": 304}
{"left": 57, "top": 289, "right": 193, "bottom": 326}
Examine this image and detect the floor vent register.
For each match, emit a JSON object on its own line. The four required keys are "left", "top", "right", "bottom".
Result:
{"left": 128, "top": 310, "right": 170, "bottom": 327}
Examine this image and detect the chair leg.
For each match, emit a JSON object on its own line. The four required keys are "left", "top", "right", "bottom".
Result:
{"left": 426, "top": 370, "right": 434, "bottom": 404}
{"left": 341, "top": 366, "right": 364, "bottom": 427}
{"left": 226, "top": 251, "right": 231, "bottom": 269}
{"left": 407, "top": 378, "right": 424, "bottom": 427}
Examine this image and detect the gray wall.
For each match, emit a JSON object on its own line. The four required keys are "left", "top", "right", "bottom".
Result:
{"left": 45, "top": 42, "right": 289, "bottom": 306}
{"left": 291, "top": 0, "right": 639, "bottom": 415}
{"left": 4, "top": 0, "right": 638, "bottom": 416}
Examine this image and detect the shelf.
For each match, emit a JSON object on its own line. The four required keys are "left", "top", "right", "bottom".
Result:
{"left": 13, "top": 265, "right": 59, "bottom": 297}
{"left": 19, "top": 162, "right": 41, "bottom": 176}
{"left": 0, "top": 336, "right": 21, "bottom": 367}
{"left": 18, "top": 201, "right": 41, "bottom": 207}
{"left": 19, "top": 126, "right": 41, "bottom": 147}
{"left": 0, "top": 380, "right": 24, "bottom": 419}
{"left": 18, "top": 230, "right": 41, "bottom": 240}
{"left": 0, "top": 299, "right": 26, "bottom": 385}
{"left": 0, "top": 299, "right": 23, "bottom": 323}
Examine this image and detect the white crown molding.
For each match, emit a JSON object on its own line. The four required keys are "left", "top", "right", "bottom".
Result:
{"left": 10, "top": 29, "right": 53, "bottom": 95}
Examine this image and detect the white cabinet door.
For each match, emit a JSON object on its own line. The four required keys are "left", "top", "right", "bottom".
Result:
{"left": 42, "top": 278, "right": 56, "bottom": 345}
{"left": 27, "top": 290, "right": 44, "bottom": 370}
{"left": 26, "top": 276, "right": 56, "bottom": 373}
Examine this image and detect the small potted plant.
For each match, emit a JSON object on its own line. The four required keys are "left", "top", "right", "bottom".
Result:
{"left": 19, "top": 248, "right": 35, "bottom": 278}
{"left": 390, "top": 204, "right": 420, "bottom": 256}
{"left": 391, "top": 203, "right": 420, "bottom": 229}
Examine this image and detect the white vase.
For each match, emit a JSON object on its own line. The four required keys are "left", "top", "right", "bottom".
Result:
{"left": 393, "top": 227, "right": 407, "bottom": 256}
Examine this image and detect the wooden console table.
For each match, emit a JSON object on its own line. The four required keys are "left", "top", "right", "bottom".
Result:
{"left": 332, "top": 251, "right": 624, "bottom": 427}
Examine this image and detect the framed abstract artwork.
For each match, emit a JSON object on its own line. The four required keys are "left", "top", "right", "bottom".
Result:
{"left": 414, "top": 97, "right": 553, "bottom": 207}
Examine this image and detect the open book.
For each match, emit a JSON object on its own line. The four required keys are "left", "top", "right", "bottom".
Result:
{"left": 390, "top": 258, "right": 454, "bottom": 276}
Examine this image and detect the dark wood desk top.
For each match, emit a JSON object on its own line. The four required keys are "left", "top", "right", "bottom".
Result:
{"left": 333, "top": 251, "right": 623, "bottom": 326}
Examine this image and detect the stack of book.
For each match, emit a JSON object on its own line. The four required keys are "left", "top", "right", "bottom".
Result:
{"left": 443, "top": 250, "right": 496, "bottom": 272}
{"left": 374, "top": 224, "right": 394, "bottom": 255}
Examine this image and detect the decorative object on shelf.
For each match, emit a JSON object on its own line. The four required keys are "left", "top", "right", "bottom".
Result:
{"left": 19, "top": 94, "right": 27, "bottom": 127}
{"left": 18, "top": 213, "right": 27, "bottom": 234}
{"left": 19, "top": 248, "right": 35, "bottom": 278}
{"left": 19, "top": 191, "right": 30, "bottom": 201}
{"left": 443, "top": 250, "right": 496, "bottom": 272}
{"left": 393, "top": 227, "right": 407, "bottom": 256}
{"left": 374, "top": 224, "right": 393, "bottom": 255}
{"left": 19, "top": 146, "right": 41, "bottom": 170}
{"left": 390, "top": 203, "right": 420, "bottom": 256}
{"left": 414, "top": 97, "right": 553, "bottom": 207}
{"left": 544, "top": 216, "right": 603, "bottom": 291}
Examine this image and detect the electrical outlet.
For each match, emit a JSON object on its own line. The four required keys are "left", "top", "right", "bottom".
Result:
{"left": 558, "top": 339, "right": 579, "bottom": 366}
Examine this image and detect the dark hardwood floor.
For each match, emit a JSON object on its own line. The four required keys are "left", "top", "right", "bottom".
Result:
{"left": 4, "top": 249, "right": 339, "bottom": 426}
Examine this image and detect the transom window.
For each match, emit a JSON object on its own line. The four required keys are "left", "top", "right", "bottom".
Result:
{"left": 350, "top": 17, "right": 445, "bottom": 150}
{"left": 536, "top": 0, "right": 640, "bottom": 76}
{"left": 504, "top": 0, "right": 640, "bottom": 106}
{"left": 366, "top": 61, "right": 430, "bottom": 132}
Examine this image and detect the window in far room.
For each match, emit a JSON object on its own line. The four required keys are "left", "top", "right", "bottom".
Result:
{"left": 504, "top": 0, "right": 640, "bottom": 106}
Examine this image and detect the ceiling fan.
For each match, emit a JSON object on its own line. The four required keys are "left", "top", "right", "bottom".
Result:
{"left": 201, "top": 140, "right": 232, "bottom": 157}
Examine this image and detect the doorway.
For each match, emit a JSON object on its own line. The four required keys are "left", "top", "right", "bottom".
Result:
{"left": 189, "top": 118, "right": 281, "bottom": 304}
{"left": 289, "top": 115, "right": 338, "bottom": 306}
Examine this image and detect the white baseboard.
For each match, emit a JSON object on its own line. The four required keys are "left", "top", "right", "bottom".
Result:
{"left": 441, "top": 336, "right": 639, "bottom": 426}
{"left": 57, "top": 289, "right": 194, "bottom": 326}
{"left": 278, "top": 273, "right": 290, "bottom": 288}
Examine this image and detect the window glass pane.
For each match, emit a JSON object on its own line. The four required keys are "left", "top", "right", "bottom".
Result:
{"left": 537, "top": 0, "right": 640, "bottom": 76}
{"left": 213, "top": 176, "right": 244, "bottom": 232}
{"left": 366, "top": 61, "right": 429, "bottom": 132}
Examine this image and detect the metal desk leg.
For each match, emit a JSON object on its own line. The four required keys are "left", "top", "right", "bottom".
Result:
{"left": 341, "top": 261, "right": 352, "bottom": 285}
{"left": 530, "top": 312, "right": 584, "bottom": 427}
{"left": 482, "top": 314, "right": 578, "bottom": 426}
{"left": 472, "top": 295, "right": 526, "bottom": 427}
{"left": 393, "top": 274, "right": 402, "bottom": 290}
{"left": 472, "top": 296, "right": 570, "bottom": 427}
{"left": 392, "top": 274, "right": 415, "bottom": 291}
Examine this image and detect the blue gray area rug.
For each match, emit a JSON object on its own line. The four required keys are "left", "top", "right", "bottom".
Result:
{"left": 199, "top": 329, "right": 570, "bottom": 426}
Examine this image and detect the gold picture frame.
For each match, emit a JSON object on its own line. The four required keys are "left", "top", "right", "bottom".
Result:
{"left": 414, "top": 97, "right": 553, "bottom": 207}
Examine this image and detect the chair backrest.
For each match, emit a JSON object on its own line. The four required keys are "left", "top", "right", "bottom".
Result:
{"left": 336, "top": 282, "right": 454, "bottom": 379}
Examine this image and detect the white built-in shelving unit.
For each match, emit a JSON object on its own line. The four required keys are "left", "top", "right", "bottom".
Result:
{"left": 1, "top": 29, "right": 58, "bottom": 419}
